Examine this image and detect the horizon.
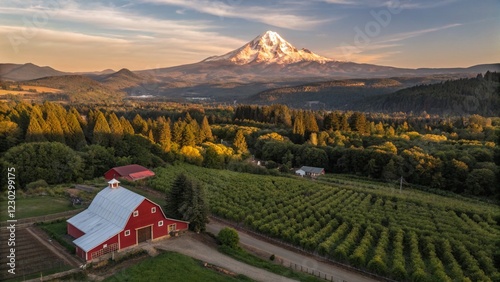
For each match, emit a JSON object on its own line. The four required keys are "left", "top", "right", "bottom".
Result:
{"left": 1, "top": 0, "right": 499, "bottom": 72}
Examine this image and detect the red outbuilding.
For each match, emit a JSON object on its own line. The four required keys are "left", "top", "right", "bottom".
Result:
{"left": 104, "top": 164, "right": 155, "bottom": 181}
{"left": 67, "top": 179, "right": 189, "bottom": 261}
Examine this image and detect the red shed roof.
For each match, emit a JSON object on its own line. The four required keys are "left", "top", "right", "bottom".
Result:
{"left": 105, "top": 165, "right": 155, "bottom": 181}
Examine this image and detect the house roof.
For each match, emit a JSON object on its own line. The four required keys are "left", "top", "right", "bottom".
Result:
{"left": 67, "top": 185, "right": 145, "bottom": 252}
{"left": 106, "top": 164, "right": 155, "bottom": 179}
{"left": 298, "top": 166, "right": 324, "bottom": 174}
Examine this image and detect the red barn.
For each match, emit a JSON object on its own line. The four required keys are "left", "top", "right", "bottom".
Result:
{"left": 104, "top": 164, "right": 155, "bottom": 181}
{"left": 67, "top": 179, "right": 189, "bottom": 261}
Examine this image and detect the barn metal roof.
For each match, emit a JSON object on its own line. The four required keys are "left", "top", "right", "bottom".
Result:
{"left": 67, "top": 185, "right": 145, "bottom": 252}
{"left": 298, "top": 166, "right": 325, "bottom": 174}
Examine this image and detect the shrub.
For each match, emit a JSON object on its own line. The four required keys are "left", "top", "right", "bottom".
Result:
{"left": 26, "top": 179, "right": 49, "bottom": 190}
{"left": 218, "top": 227, "right": 239, "bottom": 249}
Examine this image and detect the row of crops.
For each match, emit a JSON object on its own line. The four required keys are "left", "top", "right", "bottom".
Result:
{"left": 150, "top": 164, "right": 500, "bottom": 281}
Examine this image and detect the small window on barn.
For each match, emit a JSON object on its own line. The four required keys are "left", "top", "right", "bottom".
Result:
{"left": 133, "top": 210, "right": 139, "bottom": 217}
{"left": 158, "top": 220, "right": 163, "bottom": 227}
{"left": 151, "top": 207, "right": 156, "bottom": 213}
{"left": 125, "top": 230, "right": 130, "bottom": 236}
{"left": 103, "top": 244, "right": 107, "bottom": 248}
{"left": 168, "top": 224, "right": 176, "bottom": 232}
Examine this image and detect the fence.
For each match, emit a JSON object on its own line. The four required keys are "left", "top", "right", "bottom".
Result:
{"left": 210, "top": 215, "right": 394, "bottom": 282}
{"left": 0, "top": 209, "right": 83, "bottom": 228}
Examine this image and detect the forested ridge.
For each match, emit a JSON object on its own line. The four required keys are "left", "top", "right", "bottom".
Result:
{"left": 355, "top": 71, "right": 500, "bottom": 115}
{"left": 0, "top": 100, "right": 498, "bottom": 199}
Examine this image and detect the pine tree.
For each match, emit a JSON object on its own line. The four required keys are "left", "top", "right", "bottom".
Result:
{"left": 43, "top": 111, "right": 65, "bottom": 143}
{"left": 165, "top": 173, "right": 188, "bottom": 219}
{"left": 233, "top": 129, "right": 248, "bottom": 154}
{"left": 158, "top": 118, "right": 172, "bottom": 152}
{"left": 181, "top": 123, "right": 196, "bottom": 147}
{"left": 108, "top": 112, "right": 123, "bottom": 145}
{"left": 293, "top": 112, "right": 305, "bottom": 136}
{"left": 339, "top": 114, "right": 350, "bottom": 131}
{"left": 66, "top": 112, "right": 86, "bottom": 149}
{"left": 304, "top": 111, "right": 319, "bottom": 133}
{"left": 119, "top": 116, "right": 134, "bottom": 135}
{"left": 25, "top": 115, "right": 46, "bottom": 142}
{"left": 92, "top": 111, "right": 111, "bottom": 146}
{"left": 199, "top": 116, "right": 213, "bottom": 142}
{"left": 178, "top": 177, "right": 209, "bottom": 233}
{"left": 172, "top": 118, "right": 185, "bottom": 145}
{"left": 132, "top": 114, "right": 148, "bottom": 135}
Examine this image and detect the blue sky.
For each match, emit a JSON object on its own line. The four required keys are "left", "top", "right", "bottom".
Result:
{"left": 0, "top": 0, "right": 498, "bottom": 71}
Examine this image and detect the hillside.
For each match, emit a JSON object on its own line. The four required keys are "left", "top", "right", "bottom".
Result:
{"left": 353, "top": 72, "right": 500, "bottom": 115}
{"left": 0, "top": 63, "right": 67, "bottom": 81}
{"left": 247, "top": 76, "right": 461, "bottom": 109}
{"left": 95, "top": 68, "right": 145, "bottom": 91}
{"left": 26, "top": 75, "right": 125, "bottom": 103}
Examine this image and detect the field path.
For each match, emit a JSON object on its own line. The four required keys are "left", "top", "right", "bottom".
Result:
{"left": 153, "top": 233, "right": 296, "bottom": 282}
{"left": 207, "top": 221, "right": 379, "bottom": 282}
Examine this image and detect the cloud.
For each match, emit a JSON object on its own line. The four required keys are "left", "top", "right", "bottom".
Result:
{"left": 379, "top": 23, "right": 462, "bottom": 43}
{"left": 326, "top": 23, "right": 462, "bottom": 63}
{"left": 0, "top": 1, "right": 251, "bottom": 71}
{"left": 141, "top": 0, "right": 336, "bottom": 30}
{"left": 320, "top": 0, "right": 458, "bottom": 9}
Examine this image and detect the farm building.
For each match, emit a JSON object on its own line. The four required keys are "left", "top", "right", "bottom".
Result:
{"left": 67, "top": 179, "right": 189, "bottom": 261}
{"left": 104, "top": 164, "right": 155, "bottom": 181}
{"left": 295, "top": 166, "right": 325, "bottom": 177}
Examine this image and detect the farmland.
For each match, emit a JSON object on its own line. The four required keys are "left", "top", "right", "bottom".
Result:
{"left": 151, "top": 164, "right": 500, "bottom": 281}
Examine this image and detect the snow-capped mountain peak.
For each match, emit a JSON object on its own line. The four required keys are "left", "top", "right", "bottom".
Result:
{"left": 203, "top": 31, "right": 332, "bottom": 65}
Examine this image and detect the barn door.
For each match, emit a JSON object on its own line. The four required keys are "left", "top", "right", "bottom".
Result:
{"left": 137, "top": 226, "right": 152, "bottom": 243}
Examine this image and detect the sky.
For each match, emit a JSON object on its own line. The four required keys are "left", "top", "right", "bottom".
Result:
{"left": 0, "top": 0, "right": 499, "bottom": 72}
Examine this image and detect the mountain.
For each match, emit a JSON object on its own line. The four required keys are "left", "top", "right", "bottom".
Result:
{"left": 94, "top": 68, "right": 145, "bottom": 91}
{"left": 0, "top": 63, "right": 67, "bottom": 81}
{"left": 137, "top": 31, "right": 499, "bottom": 87}
{"left": 203, "top": 31, "right": 332, "bottom": 65}
{"left": 25, "top": 75, "right": 124, "bottom": 103}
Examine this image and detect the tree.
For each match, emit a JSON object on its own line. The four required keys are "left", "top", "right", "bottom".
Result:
{"left": 233, "top": 130, "right": 248, "bottom": 154}
{"left": 304, "top": 111, "right": 319, "bottom": 133}
{"left": 132, "top": 114, "right": 148, "bottom": 135}
{"left": 172, "top": 118, "right": 185, "bottom": 145}
{"left": 25, "top": 115, "right": 46, "bottom": 142}
{"left": 43, "top": 111, "right": 65, "bottom": 143}
{"left": 108, "top": 112, "right": 124, "bottom": 144}
{"left": 120, "top": 116, "right": 135, "bottom": 135}
{"left": 293, "top": 112, "right": 305, "bottom": 137}
{"left": 166, "top": 173, "right": 209, "bottom": 233}
{"left": 92, "top": 111, "right": 111, "bottom": 146}
{"left": 3, "top": 142, "right": 84, "bottom": 187}
{"left": 218, "top": 227, "right": 239, "bottom": 249}
{"left": 200, "top": 116, "right": 213, "bottom": 142}
{"left": 165, "top": 173, "right": 188, "bottom": 219}
{"left": 65, "top": 111, "right": 86, "bottom": 149}
{"left": 81, "top": 145, "right": 115, "bottom": 178}
{"left": 157, "top": 118, "right": 172, "bottom": 152}
{"left": 465, "top": 169, "right": 497, "bottom": 196}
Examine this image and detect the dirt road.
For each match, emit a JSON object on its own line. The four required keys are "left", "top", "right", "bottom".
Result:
{"left": 153, "top": 234, "right": 296, "bottom": 282}
{"left": 207, "top": 221, "right": 378, "bottom": 282}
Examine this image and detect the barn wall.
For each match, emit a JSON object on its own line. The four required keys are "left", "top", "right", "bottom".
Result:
{"left": 67, "top": 223, "right": 85, "bottom": 239}
{"left": 75, "top": 246, "right": 85, "bottom": 260}
{"left": 104, "top": 169, "right": 121, "bottom": 180}
{"left": 87, "top": 235, "right": 119, "bottom": 261}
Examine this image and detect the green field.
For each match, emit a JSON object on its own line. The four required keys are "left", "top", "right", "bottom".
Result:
{"left": 0, "top": 196, "right": 79, "bottom": 221}
{"left": 151, "top": 164, "right": 500, "bottom": 281}
{"left": 104, "top": 252, "right": 253, "bottom": 282}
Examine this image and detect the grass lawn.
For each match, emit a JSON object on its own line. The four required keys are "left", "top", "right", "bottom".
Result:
{"left": 0, "top": 196, "right": 80, "bottom": 221}
{"left": 38, "top": 220, "right": 76, "bottom": 253}
{"left": 219, "top": 246, "right": 323, "bottom": 282}
{"left": 104, "top": 252, "right": 253, "bottom": 282}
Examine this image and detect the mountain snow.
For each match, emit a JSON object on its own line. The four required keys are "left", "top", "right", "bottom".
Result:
{"left": 203, "top": 31, "right": 333, "bottom": 65}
